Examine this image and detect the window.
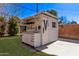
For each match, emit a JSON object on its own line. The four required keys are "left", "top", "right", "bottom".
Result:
{"left": 26, "top": 22, "right": 34, "bottom": 24}
{"left": 20, "top": 26, "right": 26, "bottom": 32}
{"left": 52, "top": 22, "right": 56, "bottom": 28}
{"left": 38, "top": 26, "right": 41, "bottom": 30}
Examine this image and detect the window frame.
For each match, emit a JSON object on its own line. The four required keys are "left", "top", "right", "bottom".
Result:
{"left": 52, "top": 22, "right": 56, "bottom": 28}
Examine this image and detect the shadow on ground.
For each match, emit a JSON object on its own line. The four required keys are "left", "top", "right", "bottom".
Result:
{"left": 21, "top": 42, "right": 56, "bottom": 56}
{"left": 59, "top": 38, "right": 79, "bottom": 44}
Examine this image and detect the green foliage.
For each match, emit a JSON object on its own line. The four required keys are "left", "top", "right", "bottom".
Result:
{"left": 59, "top": 16, "right": 67, "bottom": 24}
{"left": 47, "top": 9, "right": 57, "bottom": 16}
{"left": 8, "top": 16, "right": 20, "bottom": 36}
{"left": 70, "top": 21, "right": 77, "bottom": 24}
{"left": 0, "top": 16, "right": 6, "bottom": 37}
{"left": 66, "top": 20, "right": 77, "bottom": 24}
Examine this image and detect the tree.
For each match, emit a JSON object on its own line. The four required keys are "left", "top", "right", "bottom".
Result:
{"left": 0, "top": 4, "right": 22, "bottom": 20}
{"left": 0, "top": 4, "right": 7, "bottom": 7}
{"left": 58, "top": 17, "right": 64, "bottom": 24}
{"left": 59, "top": 16, "right": 68, "bottom": 24}
{"left": 8, "top": 16, "right": 20, "bottom": 36}
{"left": 70, "top": 20, "right": 77, "bottom": 24}
{"left": 47, "top": 9, "right": 57, "bottom": 16}
{"left": 0, "top": 16, "right": 6, "bottom": 37}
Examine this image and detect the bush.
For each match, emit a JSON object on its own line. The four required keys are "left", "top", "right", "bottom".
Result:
{"left": 0, "top": 16, "right": 6, "bottom": 37}
{"left": 8, "top": 16, "right": 20, "bottom": 36}
{"left": 47, "top": 9, "right": 57, "bottom": 16}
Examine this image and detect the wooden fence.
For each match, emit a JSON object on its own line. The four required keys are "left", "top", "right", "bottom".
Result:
{"left": 59, "top": 24, "right": 79, "bottom": 39}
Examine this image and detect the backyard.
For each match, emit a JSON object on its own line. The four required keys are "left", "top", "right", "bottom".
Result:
{"left": 0, "top": 36, "right": 51, "bottom": 56}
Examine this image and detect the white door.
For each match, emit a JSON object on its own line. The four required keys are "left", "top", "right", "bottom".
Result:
{"left": 48, "top": 19, "right": 58, "bottom": 42}
{"left": 41, "top": 18, "right": 58, "bottom": 45}
{"left": 41, "top": 19, "right": 49, "bottom": 45}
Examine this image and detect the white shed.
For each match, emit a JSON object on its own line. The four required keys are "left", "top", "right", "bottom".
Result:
{"left": 21, "top": 12, "right": 58, "bottom": 47}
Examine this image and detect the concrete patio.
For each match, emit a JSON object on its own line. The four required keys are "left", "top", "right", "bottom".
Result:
{"left": 36, "top": 38, "right": 79, "bottom": 56}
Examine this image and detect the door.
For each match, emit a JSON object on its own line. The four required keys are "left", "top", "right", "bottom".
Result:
{"left": 41, "top": 19, "right": 49, "bottom": 45}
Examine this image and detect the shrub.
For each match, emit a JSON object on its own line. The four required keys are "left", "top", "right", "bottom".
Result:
{"left": 47, "top": 9, "right": 57, "bottom": 16}
{"left": 0, "top": 16, "right": 6, "bottom": 37}
{"left": 8, "top": 16, "right": 20, "bottom": 36}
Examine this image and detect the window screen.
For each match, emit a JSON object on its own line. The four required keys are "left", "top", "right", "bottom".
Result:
{"left": 52, "top": 22, "right": 56, "bottom": 28}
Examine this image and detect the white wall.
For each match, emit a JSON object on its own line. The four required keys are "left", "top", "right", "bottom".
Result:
{"left": 22, "top": 32, "right": 41, "bottom": 47}
{"left": 40, "top": 14, "right": 58, "bottom": 45}
{"left": 22, "top": 33, "right": 34, "bottom": 46}
{"left": 34, "top": 33, "right": 41, "bottom": 47}
{"left": 22, "top": 12, "right": 58, "bottom": 47}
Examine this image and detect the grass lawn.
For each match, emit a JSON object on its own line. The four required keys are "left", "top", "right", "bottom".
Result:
{"left": 0, "top": 36, "right": 52, "bottom": 56}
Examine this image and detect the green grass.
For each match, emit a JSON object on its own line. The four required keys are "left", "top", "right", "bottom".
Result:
{"left": 0, "top": 36, "right": 52, "bottom": 56}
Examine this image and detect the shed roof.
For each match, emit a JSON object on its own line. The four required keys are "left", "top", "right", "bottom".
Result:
{"left": 22, "top": 11, "right": 58, "bottom": 23}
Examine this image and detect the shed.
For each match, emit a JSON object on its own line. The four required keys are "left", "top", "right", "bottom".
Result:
{"left": 22, "top": 11, "right": 58, "bottom": 47}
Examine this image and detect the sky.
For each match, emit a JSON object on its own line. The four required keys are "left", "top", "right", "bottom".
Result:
{"left": 0, "top": 3, "right": 79, "bottom": 23}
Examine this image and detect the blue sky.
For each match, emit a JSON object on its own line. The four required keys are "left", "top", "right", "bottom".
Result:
{"left": 1, "top": 3, "right": 79, "bottom": 23}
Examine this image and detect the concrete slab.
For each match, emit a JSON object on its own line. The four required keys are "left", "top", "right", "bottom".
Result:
{"left": 37, "top": 38, "right": 79, "bottom": 56}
